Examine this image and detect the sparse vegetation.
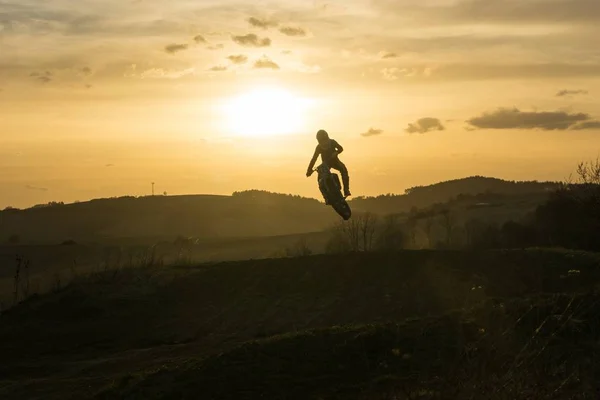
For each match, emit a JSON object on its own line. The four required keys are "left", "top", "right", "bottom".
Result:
{"left": 283, "top": 237, "right": 313, "bottom": 257}
{"left": 1, "top": 250, "right": 599, "bottom": 399}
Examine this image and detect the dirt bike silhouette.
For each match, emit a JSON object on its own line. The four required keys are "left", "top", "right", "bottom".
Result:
{"left": 312, "top": 163, "right": 352, "bottom": 220}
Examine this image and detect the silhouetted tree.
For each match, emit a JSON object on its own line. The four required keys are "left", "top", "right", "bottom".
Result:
{"left": 326, "top": 212, "right": 379, "bottom": 253}
{"left": 376, "top": 214, "right": 405, "bottom": 250}
{"left": 464, "top": 218, "right": 487, "bottom": 248}
{"left": 359, "top": 213, "right": 378, "bottom": 252}
{"left": 440, "top": 209, "right": 456, "bottom": 247}
{"left": 405, "top": 208, "right": 418, "bottom": 248}
{"left": 531, "top": 158, "right": 600, "bottom": 251}
{"left": 284, "top": 238, "right": 312, "bottom": 257}
{"left": 422, "top": 212, "right": 436, "bottom": 249}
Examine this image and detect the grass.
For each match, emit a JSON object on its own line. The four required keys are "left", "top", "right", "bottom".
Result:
{"left": 1, "top": 249, "right": 600, "bottom": 399}
{"left": 99, "top": 294, "right": 600, "bottom": 399}
{"left": 0, "top": 231, "right": 330, "bottom": 308}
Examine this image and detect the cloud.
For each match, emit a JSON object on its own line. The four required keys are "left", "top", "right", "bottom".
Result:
{"left": 381, "top": 68, "right": 399, "bottom": 81}
{"left": 253, "top": 56, "right": 280, "bottom": 70}
{"left": 208, "top": 65, "right": 227, "bottom": 72}
{"left": 372, "top": 63, "right": 600, "bottom": 81}
{"left": 556, "top": 89, "right": 589, "bottom": 97}
{"left": 30, "top": 71, "right": 52, "bottom": 83}
{"left": 380, "top": 51, "right": 398, "bottom": 59}
{"left": 374, "top": 0, "right": 600, "bottom": 26}
{"left": 25, "top": 185, "right": 48, "bottom": 192}
{"left": 405, "top": 118, "right": 445, "bottom": 134}
{"left": 165, "top": 43, "right": 189, "bottom": 54}
{"left": 207, "top": 44, "right": 224, "bottom": 50}
{"left": 361, "top": 128, "right": 384, "bottom": 137}
{"left": 466, "top": 108, "right": 595, "bottom": 130}
{"left": 570, "top": 120, "right": 600, "bottom": 130}
{"left": 193, "top": 35, "right": 207, "bottom": 44}
{"left": 247, "top": 17, "right": 278, "bottom": 29}
{"left": 227, "top": 55, "right": 248, "bottom": 64}
{"left": 139, "top": 68, "right": 196, "bottom": 79}
{"left": 278, "top": 26, "right": 307, "bottom": 37}
{"left": 232, "top": 33, "right": 271, "bottom": 47}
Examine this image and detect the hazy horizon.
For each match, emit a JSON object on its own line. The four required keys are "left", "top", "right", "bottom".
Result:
{"left": 2, "top": 0, "right": 600, "bottom": 208}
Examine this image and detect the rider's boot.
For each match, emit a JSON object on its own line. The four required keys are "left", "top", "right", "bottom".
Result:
{"left": 341, "top": 173, "right": 351, "bottom": 198}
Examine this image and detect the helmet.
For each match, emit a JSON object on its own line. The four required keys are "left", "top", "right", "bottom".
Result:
{"left": 316, "top": 129, "right": 329, "bottom": 143}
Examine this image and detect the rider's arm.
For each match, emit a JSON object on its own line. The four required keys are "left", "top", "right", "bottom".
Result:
{"left": 333, "top": 140, "right": 344, "bottom": 154}
{"left": 306, "top": 146, "right": 320, "bottom": 173}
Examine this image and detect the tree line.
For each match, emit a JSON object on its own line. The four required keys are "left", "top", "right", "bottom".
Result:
{"left": 326, "top": 158, "right": 600, "bottom": 253}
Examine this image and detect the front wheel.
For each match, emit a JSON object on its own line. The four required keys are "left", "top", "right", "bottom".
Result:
{"left": 331, "top": 198, "right": 352, "bottom": 220}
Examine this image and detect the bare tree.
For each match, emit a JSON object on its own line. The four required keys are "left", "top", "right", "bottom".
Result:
{"left": 576, "top": 157, "right": 600, "bottom": 184}
{"left": 440, "top": 209, "right": 456, "bottom": 247}
{"left": 422, "top": 213, "right": 435, "bottom": 248}
{"left": 376, "top": 214, "right": 405, "bottom": 250}
{"left": 359, "top": 213, "right": 378, "bottom": 252}
{"left": 343, "top": 218, "right": 361, "bottom": 251}
{"left": 326, "top": 212, "right": 379, "bottom": 253}
{"left": 464, "top": 218, "right": 486, "bottom": 248}
{"left": 405, "top": 214, "right": 418, "bottom": 249}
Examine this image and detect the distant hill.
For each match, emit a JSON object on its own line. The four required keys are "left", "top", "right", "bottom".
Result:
{"left": 350, "top": 176, "right": 559, "bottom": 215}
{"left": 0, "top": 191, "right": 338, "bottom": 244}
{"left": 0, "top": 177, "right": 560, "bottom": 244}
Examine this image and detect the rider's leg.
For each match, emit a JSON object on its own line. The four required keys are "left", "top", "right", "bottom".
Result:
{"left": 331, "top": 160, "right": 351, "bottom": 197}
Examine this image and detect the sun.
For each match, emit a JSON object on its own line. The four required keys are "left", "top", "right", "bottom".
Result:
{"left": 221, "top": 87, "right": 312, "bottom": 137}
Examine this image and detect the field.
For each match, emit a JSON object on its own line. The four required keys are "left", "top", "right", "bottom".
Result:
{"left": 1, "top": 249, "right": 600, "bottom": 399}
{"left": 0, "top": 231, "right": 329, "bottom": 309}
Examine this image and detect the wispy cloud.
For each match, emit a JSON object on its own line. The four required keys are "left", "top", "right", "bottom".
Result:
{"left": 79, "top": 66, "right": 92, "bottom": 76}
{"left": 571, "top": 120, "right": 600, "bottom": 130}
{"left": 374, "top": 0, "right": 600, "bottom": 26}
{"left": 139, "top": 68, "right": 196, "bottom": 79}
{"left": 247, "top": 17, "right": 278, "bottom": 29}
{"left": 227, "top": 55, "right": 248, "bottom": 64}
{"left": 556, "top": 89, "right": 589, "bottom": 97}
{"left": 25, "top": 185, "right": 48, "bottom": 192}
{"left": 381, "top": 68, "right": 399, "bottom": 81}
{"left": 380, "top": 51, "right": 398, "bottom": 59}
{"left": 406, "top": 118, "right": 445, "bottom": 134}
{"left": 207, "top": 43, "right": 225, "bottom": 50}
{"left": 232, "top": 33, "right": 271, "bottom": 47}
{"left": 164, "top": 43, "right": 188, "bottom": 54}
{"left": 466, "top": 108, "right": 598, "bottom": 130}
{"left": 30, "top": 71, "right": 53, "bottom": 83}
{"left": 193, "top": 35, "right": 207, "bottom": 44}
{"left": 253, "top": 56, "right": 279, "bottom": 70}
{"left": 208, "top": 65, "right": 227, "bottom": 72}
{"left": 278, "top": 26, "right": 307, "bottom": 37}
{"left": 361, "top": 128, "right": 384, "bottom": 137}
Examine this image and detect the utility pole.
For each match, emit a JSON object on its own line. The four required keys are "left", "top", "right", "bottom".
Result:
{"left": 152, "top": 182, "right": 155, "bottom": 196}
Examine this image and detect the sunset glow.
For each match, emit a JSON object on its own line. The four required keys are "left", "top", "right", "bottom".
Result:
{"left": 221, "top": 88, "right": 313, "bottom": 137}
{"left": 1, "top": 0, "right": 600, "bottom": 208}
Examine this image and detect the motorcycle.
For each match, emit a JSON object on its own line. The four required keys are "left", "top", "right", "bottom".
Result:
{"left": 312, "top": 163, "right": 352, "bottom": 220}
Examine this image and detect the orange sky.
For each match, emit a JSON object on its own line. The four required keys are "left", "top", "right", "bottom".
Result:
{"left": 1, "top": 0, "right": 600, "bottom": 208}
